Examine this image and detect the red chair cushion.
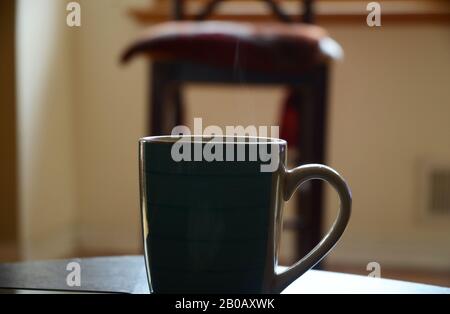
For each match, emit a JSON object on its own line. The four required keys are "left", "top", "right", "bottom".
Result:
{"left": 122, "top": 21, "right": 342, "bottom": 73}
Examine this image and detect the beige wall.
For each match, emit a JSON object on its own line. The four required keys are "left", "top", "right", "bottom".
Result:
{"left": 74, "top": 0, "right": 147, "bottom": 253}
{"left": 16, "top": 0, "right": 77, "bottom": 259}
{"left": 15, "top": 0, "right": 450, "bottom": 270}
{"left": 324, "top": 24, "right": 450, "bottom": 270}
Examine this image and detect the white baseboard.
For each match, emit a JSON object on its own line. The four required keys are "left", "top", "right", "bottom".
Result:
{"left": 21, "top": 226, "right": 77, "bottom": 261}
{"left": 21, "top": 223, "right": 447, "bottom": 272}
{"left": 326, "top": 240, "right": 450, "bottom": 271}
{"left": 76, "top": 225, "right": 141, "bottom": 254}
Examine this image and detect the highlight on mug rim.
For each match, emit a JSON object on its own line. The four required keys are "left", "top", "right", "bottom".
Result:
{"left": 140, "top": 135, "right": 287, "bottom": 145}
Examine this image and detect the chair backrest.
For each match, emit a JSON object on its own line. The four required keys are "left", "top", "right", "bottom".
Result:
{"left": 172, "top": 0, "right": 315, "bottom": 23}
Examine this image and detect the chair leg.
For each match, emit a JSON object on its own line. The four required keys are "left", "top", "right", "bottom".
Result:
{"left": 172, "top": 84, "right": 184, "bottom": 127}
{"left": 149, "top": 62, "right": 169, "bottom": 135}
{"left": 150, "top": 62, "right": 184, "bottom": 135}
{"left": 295, "top": 65, "right": 329, "bottom": 266}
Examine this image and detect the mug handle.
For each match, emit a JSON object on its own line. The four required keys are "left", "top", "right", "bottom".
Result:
{"left": 272, "top": 164, "right": 352, "bottom": 293}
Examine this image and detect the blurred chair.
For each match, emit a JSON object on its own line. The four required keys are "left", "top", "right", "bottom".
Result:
{"left": 122, "top": 0, "right": 342, "bottom": 262}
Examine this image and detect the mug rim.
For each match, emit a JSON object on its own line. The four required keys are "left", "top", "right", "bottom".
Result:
{"left": 140, "top": 135, "right": 287, "bottom": 145}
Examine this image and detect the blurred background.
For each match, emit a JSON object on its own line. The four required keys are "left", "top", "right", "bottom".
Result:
{"left": 1, "top": 0, "right": 449, "bottom": 287}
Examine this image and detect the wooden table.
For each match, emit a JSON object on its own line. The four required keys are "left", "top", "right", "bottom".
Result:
{"left": 0, "top": 256, "right": 448, "bottom": 294}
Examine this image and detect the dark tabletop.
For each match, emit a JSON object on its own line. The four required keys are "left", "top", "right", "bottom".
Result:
{"left": 0, "top": 256, "right": 448, "bottom": 294}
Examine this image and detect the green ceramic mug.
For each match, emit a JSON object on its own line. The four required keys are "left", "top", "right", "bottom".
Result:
{"left": 139, "top": 136, "right": 351, "bottom": 293}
